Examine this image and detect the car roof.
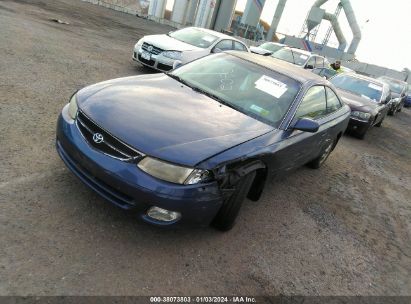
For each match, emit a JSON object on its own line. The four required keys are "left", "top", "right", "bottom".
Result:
{"left": 191, "top": 27, "right": 242, "bottom": 42}
{"left": 286, "top": 47, "right": 312, "bottom": 56}
{"left": 260, "top": 42, "right": 285, "bottom": 46}
{"left": 227, "top": 51, "right": 327, "bottom": 84}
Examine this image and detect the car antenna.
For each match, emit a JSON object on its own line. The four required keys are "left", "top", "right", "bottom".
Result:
{"left": 289, "top": 47, "right": 296, "bottom": 65}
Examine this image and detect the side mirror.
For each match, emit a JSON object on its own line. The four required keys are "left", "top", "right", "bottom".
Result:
{"left": 172, "top": 60, "right": 183, "bottom": 70}
{"left": 385, "top": 96, "right": 391, "bottom": 104}
{"left": 305, "top": 64, "right": 314, "bottom": 70}
{"left": 212, "top": 47, "right": 222, "bottom": 53}
{"left": 292, "top": 118, "right": 319, "bottom": 133}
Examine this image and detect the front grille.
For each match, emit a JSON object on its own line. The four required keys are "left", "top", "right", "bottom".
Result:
{"left": 157, "top": 62, "right": 173, "bottom": 71}
{"left": 76, "top": 111, "right": 142, "bottom": 162}
{"left": 57, "top": 141, "right": 135, "bottom": 209}
{"left": 141, "top": 42, "right": 163, "bottom": 55}
{"left": 138, "top": 54, "right": 155, "bottom": 66}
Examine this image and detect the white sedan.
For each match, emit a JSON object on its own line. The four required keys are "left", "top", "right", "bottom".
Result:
{"left": 250, "top": 42, "right": 285, "bottom": 56}
{"left": 132, "top": 27, "right": 249, "bottom": 72}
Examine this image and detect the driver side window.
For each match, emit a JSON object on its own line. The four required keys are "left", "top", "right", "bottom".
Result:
{"left": 296, "top": 86, "right": 327, "bottom": 119}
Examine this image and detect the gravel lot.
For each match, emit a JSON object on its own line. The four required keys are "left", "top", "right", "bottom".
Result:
{"left": 0, "top": 0, "right": 410, "bottom": 296}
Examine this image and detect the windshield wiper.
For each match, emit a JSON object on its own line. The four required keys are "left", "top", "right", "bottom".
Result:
{"left": 190, "top": 86, "right": 237, "bottom": 111}
{"left": 166, "top": 73, "right": 191, "bottom": 87}
{"left": 167, "top": 74, "right": 237, "bottom": 111}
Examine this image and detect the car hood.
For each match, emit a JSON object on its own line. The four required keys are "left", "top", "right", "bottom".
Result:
{"left": 77, "top": 74, "right": 274, "bottom": 167}
{"left": 337, "top": 89, "right": 379, "bottom": 111}
{"left": 143, "top": 34, "right": 201, "bottom": 52}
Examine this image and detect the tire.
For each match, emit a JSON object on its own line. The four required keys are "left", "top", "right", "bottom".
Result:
{"left": 375, "top": 117, "right": 384, "bottom": 127}
{"left": 212, "top": 171, "right": 256, "bottom": 231}
{"left": 307, "top": 139, "right": 335, "bottom": 169}
{"left": 355, "top": 129, "right": 367, "bottom": 139}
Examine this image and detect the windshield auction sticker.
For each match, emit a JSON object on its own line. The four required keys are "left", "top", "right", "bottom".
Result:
{"left": 255, "top": 75, "right": 288, "bottom": 98}
{"left": 368, "top": 83, "right": 382, "bottom": 91}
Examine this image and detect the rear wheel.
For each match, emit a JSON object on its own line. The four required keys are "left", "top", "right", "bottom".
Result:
{"left": 212, "top": 171, "right": 256, "bottom": 231}
{"left": 307, "top": 139, "right": 335, "bottom": 169}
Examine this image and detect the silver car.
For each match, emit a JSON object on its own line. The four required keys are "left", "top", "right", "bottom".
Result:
{"left": 132, "top": 27, "right": 249, "bottom": 72}
{"left": 271, "top": 47, "right": 329, "bottom": 70}
{"left": 250, "top": 42, "right": 285, "bottom": 56}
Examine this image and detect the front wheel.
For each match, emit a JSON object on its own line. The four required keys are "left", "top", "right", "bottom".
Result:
{"left": 212, "top": 171, "right": 256, "bottom": 231}
{"left": 388, "top": 106, "right": 397, "bottom": 116}
{"left": 375, "top": 116, "right": 384, "bottom": 127}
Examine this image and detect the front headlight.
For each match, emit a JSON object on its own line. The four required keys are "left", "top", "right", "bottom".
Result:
{"left": 162, "top": 51, "right": 182, "bottom": 60}
{"left": 137, "top": 157, "right": 211, "bottom": 185}
{"left": 351, "top": 111, "right": 371, "bottom": 121}
{"left": 68, "top": 94, "right": 78, "bottom": 120}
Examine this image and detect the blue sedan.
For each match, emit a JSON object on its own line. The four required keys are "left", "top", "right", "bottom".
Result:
{"left": 56, "top": 52, "right": 350, "bottom": 231}
{"left": 404, "top": 87, "right": 411, "bottom": 107}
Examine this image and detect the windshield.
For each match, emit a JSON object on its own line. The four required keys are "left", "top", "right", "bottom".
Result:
{"left": 379, "top": 77, "right": 406, "bottom": 94}
{"left": 168, "top": 28, "right": 218, "bottom": 49}
{"left": 259, "top": 43, "right": 283, "bottom": 53}
{"left": 171, "top": 54, "right": 301, "bottom": 127}
{"left": 331, "top": 75, "right": 383, "bottom": 102}
{"left": 271, "top": 48, "right": 308, "bottom": 66}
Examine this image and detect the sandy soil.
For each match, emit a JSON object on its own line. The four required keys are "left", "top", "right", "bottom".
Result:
{"left": 0, "top": 0, "right": 410, "bottom": 296}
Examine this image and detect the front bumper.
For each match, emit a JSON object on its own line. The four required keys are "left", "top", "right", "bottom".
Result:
{"left": 56, "top": 106, "right": 223, "bottom": 227}
{"left": 132, "top": 46, "right": 176, "bottom": 72}
{"left": 346, "top": 117, "right": 371, "bottom": 134}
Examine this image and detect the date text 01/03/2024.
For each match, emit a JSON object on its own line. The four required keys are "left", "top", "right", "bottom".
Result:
{"left": 149, "top": 296, "right": 257, "bottom": 303}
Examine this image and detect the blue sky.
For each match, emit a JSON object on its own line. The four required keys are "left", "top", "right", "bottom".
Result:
{"left": 236, "top": 0, "right": 411, "bottom": 71}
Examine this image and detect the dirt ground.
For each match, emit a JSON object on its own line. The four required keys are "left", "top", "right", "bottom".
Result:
{"left": 0, "top": 0, "right": 410, "bottom": 296}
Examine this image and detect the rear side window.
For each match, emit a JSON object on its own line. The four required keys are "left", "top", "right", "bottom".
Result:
{"left": 214, "top": 40, "right": 233, "bottom": 51}
{"left": 296, "top": 86, "right": 327, "bottom": 119}
{"left": 315, "top": 57, "right": 324, "bottom": 68}
{"left": 306, "top": 57, "right": 316, "bottom": 68}
{"left": 326, "top": 87, "right": 342, "bottom": 113}
{"left": 234, "top": 41, "right": 247, "bottom": 51}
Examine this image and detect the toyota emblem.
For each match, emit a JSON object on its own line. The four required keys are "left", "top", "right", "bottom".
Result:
{"left": 147, "top": 45, "right": 153, "bottom": 52}
{"left": 93, "top": 133, "right": 104, "bottom": 144}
